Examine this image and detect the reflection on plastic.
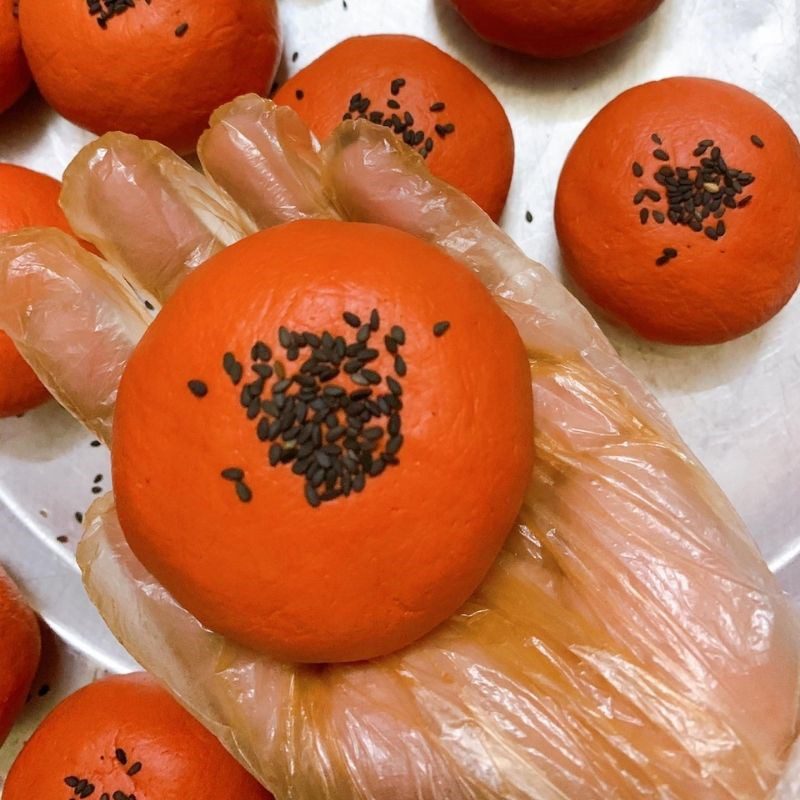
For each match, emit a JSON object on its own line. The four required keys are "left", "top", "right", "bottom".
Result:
{"left": 0, "top": 99, "right": 797, "bottom": 798}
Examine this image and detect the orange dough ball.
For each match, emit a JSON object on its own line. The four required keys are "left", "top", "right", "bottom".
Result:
{"left": 0, "top": 565, "right": 41, "bottom": 747}
{"left": 555, "top": 78, "right": 800, "bottom": 345}
{"left": 450, "top": 0, "right": 664, "bottom": 58}
{"left": 19, "top": 0, "right": 281, "bottom": 154}
{"left": 4, "top": 673, "right": 273, "bottom": 799}
{"left": 113, "top": 220, "right": 533, "bottom": 663}
{"left": 274, "top": 35, "right": 514, "bottom": 221}
{"left": 0, "top": 0, "right": 31, "bottom": 113}
{"left": 0, "top": 164, "right": 76, "bottom": 417}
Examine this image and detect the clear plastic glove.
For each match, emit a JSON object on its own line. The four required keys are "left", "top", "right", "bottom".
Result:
{"left": 0, "top": 96, "right": 798, "bottom": 800}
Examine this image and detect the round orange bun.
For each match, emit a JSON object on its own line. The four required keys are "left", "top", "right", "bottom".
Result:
{"left": 450, "top": 0, "right": 663, "bottom": 58}
{"left": 113, "top": 220, "right": 533, "bottom": 663}
{"left": 0, "top": 0, "right": 31, "bottom": 113}
{"left": 0, "top": 565, "right": 41, "bottom": 747}
{"left": 4, "top": 673, "right": 272, "bottom": 799}
{"left": 555, "top": 78, "right": 800, "bottom": 345}
{"left": 19, "top": 0, "right": 280, "bottom": 154}
{"left": 274, "top": 35, "right": 514, "bottom": 221}
{"left": 0, "top": 163, "right": 75, "bottom": 417}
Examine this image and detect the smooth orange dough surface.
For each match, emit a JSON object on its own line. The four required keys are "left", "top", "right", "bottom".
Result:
{"left": 274, "top": 35, "right": 514, "bottom": 221}
{"left": 555, "top": 77, "right": 800, "bottom": 345}
{"left": 450, "top": 0, "right": 664, "bottom": 58}
{"left": 0, "top": 0, "right": 31, "bottom": 113}
{"left": 0, "top": 565, "right": 41, "bottom": 747}
{"left": 113, "top": 220, "right": 533, "bottom": 663}
{"left": 19, "top": 0, "right": 281, "bottom": 154}
{"left": 0, "top": 163, "right": 75, "bottom": 417}
{"left": 4, "top": 673, "right": 273, "bottom": 799}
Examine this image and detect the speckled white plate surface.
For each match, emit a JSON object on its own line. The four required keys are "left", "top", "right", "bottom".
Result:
{"left": 0, "top": 0, "right": 798, "bottom": 785}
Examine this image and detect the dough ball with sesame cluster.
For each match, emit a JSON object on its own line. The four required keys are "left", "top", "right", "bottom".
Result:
{"left": 18, "top": 0, "right": 281, "bottom": 154}
{"left": 274, "top": 35, "right": 515, "bottom": 221}
{"left": 4, "top": 673, "right": 273, "bottom": 800}
{"left": 556, "top": 78, "right": 800, "bottom": 345}
{"left": 112, "top": 220, "right": 533, "bottom": 663}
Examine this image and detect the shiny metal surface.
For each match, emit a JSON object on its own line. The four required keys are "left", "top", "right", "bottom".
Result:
{"left": 0, "top": 0, "right": 798, "bottom": 787}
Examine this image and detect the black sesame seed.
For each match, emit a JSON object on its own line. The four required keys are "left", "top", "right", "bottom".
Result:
{"left": 361, "top": 369, "right": 381, "bottom": 385}
{"left": 704, "top": 226, "right": 719, "bottom": 241}
{"left": 653, "top": 210, "right": 666, "bottom": 224}
{"left": 663, "top": 247, "right": 678, "bottom": 258}
{"left": 221, "top": 467, "right": 244, "bottom": 481}
{"left": 394, "top": 355, "right": 407, "bottom": 376}
{"left": 387, "top": 376, "right": 403, "bottom": 395}
{"left": 632, "top": 161, "right": 644, "bottom": 177}
{"left": 175, "top": 21, "right": 188, "bottom": 37}
{"left": 390, "top": 78, "right": 406, "bottom": 95}
{"left": 751, "top": 134, "right": 765, "bottom": 148}
{"left": 66, "top": 777, "right": 81, "bottom": 788}
{"left": 430, "top": 101, "right": 445, "bottom": 112}
{"left": 653, "top": 149, "right": 670, "bottom": 161}
{"left": 369, "top": 308, "right": 380, "bottom": 331}
{"left": 640, "top": 208, "right": 649, "bottom": 224}
{"left": 433, "top": 321, "right": 450, "bottom": 337}
{"left": 343, "top": 311, "right": 361, "bottom": 328}
{"left": 295, "top": 89, "right": 304, "bottom": 100}
{"left": 633, "top": 189, "right": 646, "bottom": 205}
{"left": 655, "top": 255, "right": 670, "bottom": 266}
{"left": 651, "top": 133, "right": 662, "bottom": 144}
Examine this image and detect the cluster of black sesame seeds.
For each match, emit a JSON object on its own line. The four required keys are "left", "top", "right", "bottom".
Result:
{"left": 188, "top": 312, "right": 451, "bottom": 508}
{"left": 64, "top": 750, "right": 141, "bottom": 800}
{"left": 86, "top": 0, "right": 187, "bottom": 35}
{"left": 86, "top": 0, "right": 147, "bottom": 29}
{"left": 332, "top": 77, "right": 455, "bottom": 159}
{"left": 631, "top": 132, "right": 762, "bottom": 265}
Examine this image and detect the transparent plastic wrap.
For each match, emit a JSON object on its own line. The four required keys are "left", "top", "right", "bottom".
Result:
{"left": 0, "top": 99, "right": 798, "bottom": 799}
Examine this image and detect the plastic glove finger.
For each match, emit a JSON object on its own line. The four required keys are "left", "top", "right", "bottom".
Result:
{"left": 62, "top": 132, "right": 255, "bottom": 304}
{"left": 0, "top": 228, "right": 148, "bottom": 442}
{"left": 320, "top": 121, "right": 666, "bottom": 419}
{"left": 198, "top": 95, "right": 340, "bottom": 228}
